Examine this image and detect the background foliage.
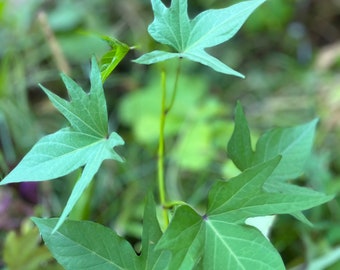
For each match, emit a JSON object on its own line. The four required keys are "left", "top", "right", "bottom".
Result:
{"left": 0, "top": 0, "right": 339, "bottom": 269}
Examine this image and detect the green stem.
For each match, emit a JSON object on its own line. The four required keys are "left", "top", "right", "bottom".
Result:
{"left": 158, "top": 70, "right": 168, "bottom": 227}
{"left": 157, "top": 59, "right": 182, "bottom": 229}
{"left": 166, "top": 60, "right": 181, "bottom": 112}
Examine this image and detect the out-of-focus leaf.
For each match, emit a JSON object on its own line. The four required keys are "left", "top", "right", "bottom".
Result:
{"left": 3, "top": 219, "right": 62, "bottom": 270}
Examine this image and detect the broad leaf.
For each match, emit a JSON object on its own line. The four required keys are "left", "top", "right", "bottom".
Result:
{"left": 32, "top": 218, "right": 137, "bottom": 270}
{"left": 1, "top": 57, "right": 124, "bottom": 231}
{"left": 135, "top": 0, "right": 266, "bottom": 77}
{"left": 33, "top": 196, "right": 172, "bottom": 270}
{"left": 157, "top": 158, "right": 332, "bottom": 269}
{"left": 99, "top": 35, "right": 130, "bottom": 82}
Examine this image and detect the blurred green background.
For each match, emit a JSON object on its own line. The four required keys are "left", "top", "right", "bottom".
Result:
{"left": 0, "top": 0, "right": 339, "bottom": 269}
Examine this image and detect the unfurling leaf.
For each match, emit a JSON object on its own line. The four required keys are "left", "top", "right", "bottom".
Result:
{"left": 135, "top": 0, "right": 266, "bottom": 77}
{"left": 1, "top": 57, "right": 124, "bottom": 232}
{"left": 99, "top": 35, "right": 130, "bottom": 82}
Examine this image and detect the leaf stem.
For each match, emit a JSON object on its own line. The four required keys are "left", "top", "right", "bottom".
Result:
{"left": 158, "top": 70, "right": 169, "bottom": 227}
{"left": 157, "top": 59, "right": 181, "bottom": 229}
{"left": 165, "top": 60, "right": 181, "bottom": 112}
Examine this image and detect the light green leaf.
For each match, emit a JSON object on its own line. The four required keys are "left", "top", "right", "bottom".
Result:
{"left": 32, "top": 218, "right": 137, "bottom": 270}
{"left": 135, "top": 0, "right": 266, "bottom": 76}
{"left": 227, "top": 101, "right": 254, "bottom": 171}
{"left": 1, "top": 57, "right": 124, "bottom": 231}
{"left": 99, "top": 35, "right": 130, "bottom": 82}
{"left": 41, "top": 57, "right": 108, "bottom": 137}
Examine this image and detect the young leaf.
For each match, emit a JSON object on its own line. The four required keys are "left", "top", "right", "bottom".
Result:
{"left": 0, "top": 57, "right": 124, "bottom": 231}
{"left": 99, "top": 35, "right": 130, "bottom": 83}
{"left": 227, "top": 101, "right": 254, "bottom": 171}
{"left": 32, "top": 218, "right": 137, "bottom": 270}
{"left": 157, "top": 157, "right": 332, "bottom": 269}
{"left": 135, "top": 0, "right": 266, "bottom": 77}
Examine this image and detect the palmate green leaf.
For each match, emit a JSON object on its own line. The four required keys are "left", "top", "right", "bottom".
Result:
{"left": 157, "top": 158, "right": 332, "bottom": 269}
{"left": 1, "top": 57, "right": 124, "bottom": 231}
{"left": 135, "top": 0, "right": 266, "bottom": 77}
{"left": 99, "top": 35, "right": 130, "bottom": 83}
{"left": 32, "top": 218, "right": 137, "bottom": 270}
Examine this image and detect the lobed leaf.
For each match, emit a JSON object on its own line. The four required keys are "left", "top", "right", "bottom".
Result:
{"left": 1, "top": 57, "right": 124, "bottom": 231}
{"left": 41, "top": 57, "right": 108, "bottom": 137}
{"left": 157, "top": 204, "right": 284, "bottom": 270}
{"left": 135, "top": 0, "right": 266, "bottom": 77}
{"left": 157, "top": 157, "right": 332, "bottom": 269}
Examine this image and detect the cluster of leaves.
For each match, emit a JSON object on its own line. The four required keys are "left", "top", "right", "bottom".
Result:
{"left": 0, "top": 0, "right": 335, "bottom": 269}
{"left": 32, "top": 99, "right": 332, "bottom": 269}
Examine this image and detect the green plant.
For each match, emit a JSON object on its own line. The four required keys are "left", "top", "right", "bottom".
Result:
{"left": 0, "top": 0, "right": 334, "bottom": 269}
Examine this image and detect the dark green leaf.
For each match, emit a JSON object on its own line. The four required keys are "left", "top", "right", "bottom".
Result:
{"left": 157, "top": 157, "right": 332, "bottom": 269}
{"left": 227, "top": 101, "right": 254, "bottom": 171}
{"left": 32, "top": 218, "right": 137, "bottom": 270}
{"left": 138, "top": 194, "right": 171, "bottom": 269}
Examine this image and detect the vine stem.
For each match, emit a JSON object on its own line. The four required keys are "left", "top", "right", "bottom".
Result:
{"left": 157, "top": 60, "right": 181, "bottom": 229}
